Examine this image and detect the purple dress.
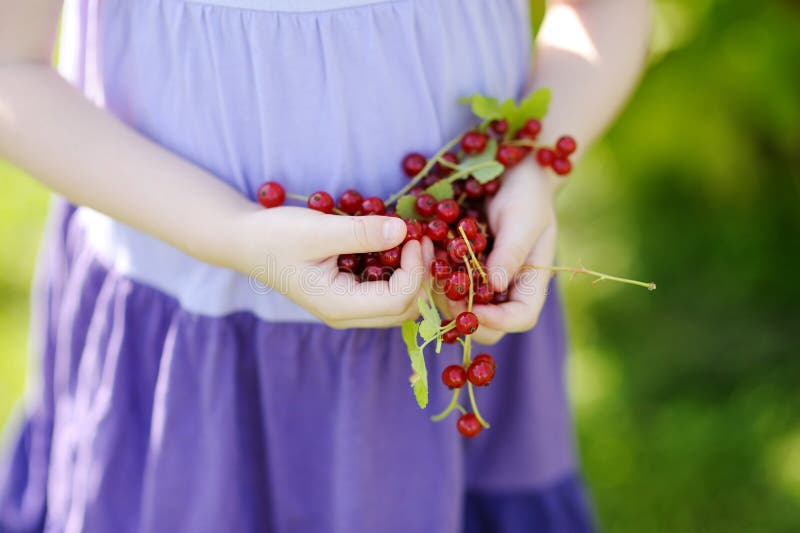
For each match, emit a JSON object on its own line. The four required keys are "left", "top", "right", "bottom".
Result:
{"left": 0, "top": 0, "right": 594, "bottom": 531}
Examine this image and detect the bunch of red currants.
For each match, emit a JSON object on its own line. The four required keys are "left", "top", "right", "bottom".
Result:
{"left": 255, "top": 116, "right": 576, "bottom": 438}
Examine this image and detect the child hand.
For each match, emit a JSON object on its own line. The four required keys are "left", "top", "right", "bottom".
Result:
{"left": 437, "top": 161, "right": 558, "bottom": 344}
{"left": 231, "top": 206, "right": 425, "bottom": 328}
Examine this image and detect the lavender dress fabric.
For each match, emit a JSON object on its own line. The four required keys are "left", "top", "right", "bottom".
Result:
{"left": 0, "top": 0, "right": 595, "bottom": 531}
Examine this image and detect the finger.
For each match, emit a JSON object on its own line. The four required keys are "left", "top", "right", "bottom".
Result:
{"left": 327, "top": 293, "right": 421, "bottom": 329}
{"left": 309, "top": 214, "right": 408, "bottom": 257}
{"left": 473, "top": 224, "right": 557, "bottom": 332}
{"left": 470, "top": 325, "right": 506, "bottom": 346}
{"left": 486, "top": 209, "right": 550, "bottom": 294}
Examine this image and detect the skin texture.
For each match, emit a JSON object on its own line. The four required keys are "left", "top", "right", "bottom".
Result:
{"left": 0, "top": 0, "right": 651, "bottom": 332}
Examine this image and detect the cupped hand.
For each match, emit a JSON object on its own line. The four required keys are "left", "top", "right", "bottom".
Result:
{"left": 438, "top": 160, "right": 559, "bottom": 344}
{"left": 232, "top": 206, "right": 426, "bottom": 328}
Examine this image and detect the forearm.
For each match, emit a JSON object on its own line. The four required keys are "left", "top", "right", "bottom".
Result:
{"left": 530, "top": 0, "right": 651, "bottom": 152}
{"left": 0, "top": 63, "right": 256, "bottom": 268}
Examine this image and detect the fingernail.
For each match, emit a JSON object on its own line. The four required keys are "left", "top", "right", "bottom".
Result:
{"left": 383, "top": 219, "right": 405, "bottom": 241}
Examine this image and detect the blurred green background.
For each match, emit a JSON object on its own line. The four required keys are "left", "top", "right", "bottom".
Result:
{"left": 1, "top": 0, "right": 799, "bottom": 531}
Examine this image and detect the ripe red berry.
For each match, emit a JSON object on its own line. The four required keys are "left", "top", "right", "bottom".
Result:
{"left": 552, "top": 158, "right": 572, "bottom": 176}
{"left": 436, "top": 199, "right": 460, "bottom": 223}
{"left": 415, "top": 193, "right": 437, "bottom": 217}
{"left": 461, "top": 130, "right": 489, "bottom": 155}
{"left": 492, "top": 290, "right": 510, "bottom": 304}
{"left": 337, "top": 189, "right": 363, "bottom": 215}
{"left": 441, "top": 320, "right": 461, "bottom": 344}
{"left": 405, "top": 219, "right": 424, "bottom": 242}
{"left": 496, "top": 144, "right": 527, "bottom": 168}
{"left": 445, "top": 271, "right": 470, "bottom": 300}
{"left": 456, "top": 217, "right": 479, "bottom": 240}
{"left": 361, "top": 196, "right": 386, "bottom": 215}
{"left": 379, "top": 246, "right": 401, "bottom": 268}
{"left": 362, "top": 264, "right": 387, "bottom": 282}
{"left": 463, "top": 177, "right": 483, "bottom": 199}
{"left": 535, "top": 148, "right": 556, "bottom": 167}
{"left": 483, "top": 179, "right": 500, "bottom": 196}
{"left": 489, "top": 119, "right": 508, "bottom": 136}
{"left": 337, "top": 254, "right": 362, "bottom": 274}
{"left": 555, "top": 135, "right": 577, "bottom": 157}
{"left": 430, "top": 259, "right": 451, "bottom": 281}
{"left": 455, "top": 311, "right": 479, "bottom": 335}
{"left": 447, "top": 238, "right": 469, "bottom": 263}
{"left": 308, "top": 191, "right": 334, "bottom": 213}
{"left": 471, "top": 232, "right": 488, "bottom": 254}
{"left": 457, "top": 413, "right": 482, "bottom": 438}
{"left": 519, "top": 118, "right": 542, "bottom": 140}
{"left": 425, "top": 218, "right": 449, "bottom": 241}
{"left": 421, "top": 175, "right": 441, "bottom": 188}
{"left": 442, "top": 365, "right": 467, "bottom": 389}
{"left": 473, "top": 353, "right": 496, "bottom": 370}
{"left": 467, "top": 359, "right": 495, "bottom": 386}
{"left": 402, "top": 153, "right": 427, "bottom": 178}
{"left": 257, "top": 181, "right": 286, "bottom": 208}
{"left": 474, "top": 283, "right": 494, "bottom": 304}
{"left": 410, "top": 186, "right": 425, "bottom": 197}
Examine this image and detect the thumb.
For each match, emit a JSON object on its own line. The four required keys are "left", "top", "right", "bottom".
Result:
{"left": 315, "top": 215, "right": 407, "bottom": 257}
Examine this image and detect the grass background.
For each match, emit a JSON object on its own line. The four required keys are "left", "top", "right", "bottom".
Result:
{"left": 1, "top": 0, "right": 799, "bottom": 530}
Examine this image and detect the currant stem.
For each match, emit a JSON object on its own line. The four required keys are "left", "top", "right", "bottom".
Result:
{"left": 458, "top": 226, "right": 487, "bottom": 284}
{"left": 441, "top": 161, "right": 499, "bottom": 185}
{"left": 468, "top": 382, "right": 490, "bottom": 428}
{"left": 430, "top": 388, "right": 462, "bottom": 421}
{"left": 286, "top": 193, "right": 348, "bottom": 216}
{"left": 520, "top": 263, "right": 656, "bottom": 291}
{"left": 385, "top": 134, "right": 462, "bottom": 207}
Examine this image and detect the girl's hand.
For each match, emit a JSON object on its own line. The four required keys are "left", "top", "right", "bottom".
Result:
{"left": 231, "top": 206, "right": 425, "bottom": 329}
{"left": 438, "top": 160, "right": 558, "bottom": 344}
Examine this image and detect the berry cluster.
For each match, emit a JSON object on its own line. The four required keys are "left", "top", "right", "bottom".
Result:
{"left": 255, "top": 105, "right": 576, "bottom": 437}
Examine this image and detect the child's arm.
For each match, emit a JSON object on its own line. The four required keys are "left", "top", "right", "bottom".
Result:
{"left": 0, "top": 0, "right": 424, "bottom": 328}
{"left": 446, "top": 0, "right": 653, "bottom": 343}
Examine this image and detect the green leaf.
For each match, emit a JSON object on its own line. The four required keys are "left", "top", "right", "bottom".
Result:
{"left": 417, "top": 297, "right": 441, "bottom": 342}
{"left": 396, "top": 195, "right": 418, "bottom": 219}
{"left": 401, "top": 319, "right": 420, "bottom": 353}
{"left": 401, "top": 319, "right": 428, "bottom": 408}
{"left": 425, "top": 180, "right": 454, "bottom": 201}
{"left": 510, "top": 88, "right": 551, "bottom": 132}
{"left": 499, "top": 98, "right": 517, "bottom": 121}
{"left": 459, "top": 138, "right": 504, "bottom": 183}
{"left": 471, "top": 95, "right": 501, "bottom": 121}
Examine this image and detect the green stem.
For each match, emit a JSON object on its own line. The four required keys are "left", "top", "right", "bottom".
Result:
{"left": 385, "top": 135, "right": 462, "bottom": 207}
{"left": 520, "top": 264, "right": 656, "bottom": 291}
{"left": 431, "top": 388, "right": 463, "bottom": 421}
{"left": 458, "top": 226, "right": 487, "bottom": 284}
{"left": 468, "top": 382, "right": 491, "bottom": 428}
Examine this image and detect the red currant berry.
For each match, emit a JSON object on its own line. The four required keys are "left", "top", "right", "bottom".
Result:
{"left": 473, "top": 353, "right": 496, "bottom": 370}
{"left": 337, "top": 189, "right": 363, "bottom": 215}
{"left": 402, "top": 153, "right": 426, "bottom": 178}
{"left": 456, "top": 217, "right": 479, "bottom": 240}
{"left": 520, "top": 118, "right": 542, "bottom": 140}
{"left": 455, "top": 311, "right": 479, "bottom": 335}
{"left": 362, "top": 264, "right": 387, "bottom": 282}
{"left": 457, "top": 413, "right": 482, "bottom": 438}
{"left": 361, "top": 196, "right": 386, "bottom": 215}
{"left": 489, "top": 119, "right": 508, "bottom": 136}
{"left": 492, "top": 291, "right": 510, "bottom": 304}
{"left": 451, "top": 180, "right": 465, "bottom": 197}
{"left": 435, "top": 152, "right": 459, "bottom": 176}
{"left": 555, "top": 135, "right": 577, "bottom": 157}
{"left": 442, "top": 365, "right": 467, "bottom": 389}
{"left": 379, "top": 246, "right": 401, "bottom": 268}
{"left": 447, "top": 238, "right": 469, "bottom": 263}
{"left": 430, "top": 259, "right": 451, "bottom": 281}
{"left": 441, "top": 320, "right": 461, "bottom": 344}
{"left": 364, "top": 253, "right": 381, "bottom": 267}
{"left": 483, "top": 179, "right": 500, "bottom": 196}
{"left": 415, "top": 193, "right": 437, "bottom": 218}
{"left": 463, "top": 177, "right": 483, "bottom": 199}
{"left": 257, "top": 181, "right": 286, "bottom": 208}
{"left": 474, "top": 283, "right": 494, "bottom": 305}
{"left": 471, "top": 232, "right": 488, "bottom": 254}
{"left": 337, "top": 253, "right": 362, "bottom": 274}
{"left": 425, "top": 218, "right": 449, "bottom": 241}
{"left": 308, "top": 191, "right": 334, "bottom": 213}
{"left": 535, "top": 148, "right": 556, "bottom": 167}
{"left": 445, "top": 271, "right": 470, "bottom": 300}
{"left": 496, "top": 143, "right": 527, "bottom": 168}
{"left": 461, "top": 130, "right": 489, "bottom": 155}
{"left": 421, "top": 175, "right": 441, "bottom": 188}
{"left": 552, "top": 158, "right": 572, "bottom": 176}
{"left": 410, "top": 186, "right": 425, "bottom": 197}
{"left": 467, "top": 359, "right": 495, "bottom": 386}
{"left": 436, "top": 199, "right": 461, "bottom": 224}
{"left": 405, "top": 219, "right": 424, "bottom": 242}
